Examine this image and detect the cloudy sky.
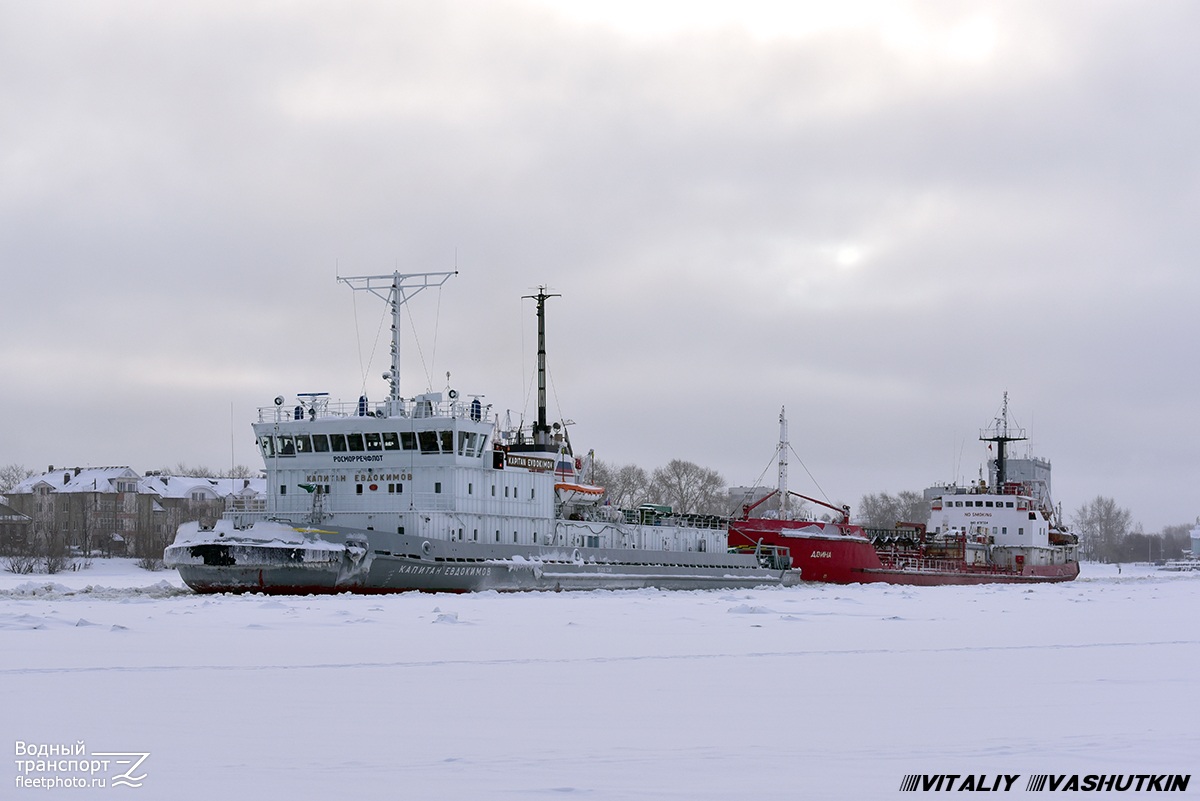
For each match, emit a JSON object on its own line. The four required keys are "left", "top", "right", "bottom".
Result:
{"left": 3, "top": 1, "right": 1197, "bottom": 532}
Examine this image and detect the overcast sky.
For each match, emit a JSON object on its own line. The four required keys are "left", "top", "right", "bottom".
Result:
{"left": 2, "top": 1, "right": 1197, "bottom": 532}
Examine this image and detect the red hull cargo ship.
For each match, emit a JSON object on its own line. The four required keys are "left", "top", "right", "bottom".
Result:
{"left": 728, "top": 398, "right": 1080, "bottom": 585}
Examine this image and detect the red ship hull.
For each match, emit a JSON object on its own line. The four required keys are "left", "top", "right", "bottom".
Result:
{"left": 728, "top": 519, "right": 1080, "bottom": 585}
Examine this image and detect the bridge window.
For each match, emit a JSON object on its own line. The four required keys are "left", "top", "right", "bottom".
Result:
{"left": 346, "top": 434, "right": 365, "bottom": 452}
{"left": 364, "top": 432, "right": 382, "bottom": 451}
{"left": 439, "top": 431, "right": 454, "bottom": 453}
{"left": 382, "top": 432, "right": 400, "bottom": 450}
{"left": 278, "top": 436, "right": 296, "bottom": 456}
{"left": 419, "top": 431, "right": 439, "bottom": 454}
{"left": 294, "top": 435, "right": 312, "bottom": 453}
{"left": 311, "top": 434, "right": 330, "bottom": 452}
{"left": 329, "top": 434, "right": 347, "bottom": 452}
{"left": 260, "top": 436, "right": 275, "bottom": 457}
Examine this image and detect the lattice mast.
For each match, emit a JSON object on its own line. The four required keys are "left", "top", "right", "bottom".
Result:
{"left": 337, "top": 270, "right": 457, "bottom": 413}
{"left": 777, "top": 407, "right": 790, "bottom": 518}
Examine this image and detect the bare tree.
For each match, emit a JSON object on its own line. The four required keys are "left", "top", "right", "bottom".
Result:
{"left": 149, "top": 463, "right": 256, "bottom": 479}
{"left": 149, "top": 463, "right": 217, "bottom": 478}
{"left": 41, "top": 530, "right": 73, "bottom": 574}
{"left": 591, "top": 460, "right": 650, "bottom": 509}
{"left": 0, "top": 463, "right": 35, "bottom": 494}
{"left": 648, "top": 460, "right": 727, "bottom": 515}
{"left": 1072, "top": 496, "right": 1133, "bottom": 562}
{"left": 857, "top": 491, "right": 929, "bottom": 529}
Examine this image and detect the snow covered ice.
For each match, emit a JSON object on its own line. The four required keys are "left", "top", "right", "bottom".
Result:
{"left": 2, "top": 561, "right": 1197, "bottom": 799}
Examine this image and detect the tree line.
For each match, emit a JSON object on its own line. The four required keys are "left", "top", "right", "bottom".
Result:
{"left": 5, "top": 461, "right": 1193, "bottom": 565}
{"left": 860, "top": 489, "right": 1194, "bottom": 563}
{"left": 1071, "top": 495, "right": 1193, "bottom": 563}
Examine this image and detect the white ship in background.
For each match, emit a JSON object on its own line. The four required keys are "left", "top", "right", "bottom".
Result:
{"left": 165, "top": 272, "right": 799, "bottom": 593}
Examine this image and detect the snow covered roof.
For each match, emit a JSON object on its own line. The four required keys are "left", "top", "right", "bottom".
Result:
{"left": 9, "top": 468, "right": 265, "bottom": 499}
{"left": 0, "top": 501, "right": 31, "bottom": 523}
{"left": 12, "top": 466, "right": 140, "bottom": 494}
{"left": 139, "top": 475, "right": 267, "bottom": 500}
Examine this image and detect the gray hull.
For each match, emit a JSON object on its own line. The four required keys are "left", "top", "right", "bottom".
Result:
{"left": 166, "top": 527, "right": 799, "bottom": 594}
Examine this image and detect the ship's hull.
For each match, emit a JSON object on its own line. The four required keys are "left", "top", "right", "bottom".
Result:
{"left": 166, "top": 521, "right": 800, "bottom": 594}
{"left": 728, "top": 519, "right": 1079, "bottom": 585}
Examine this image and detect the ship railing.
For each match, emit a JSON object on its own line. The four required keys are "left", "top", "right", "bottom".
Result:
{"left": 257, "top": 395, "right": 494, "bottom": 425}
{"left": 616, "top": 508, "right": 727, "bottom": 530}
{"left": 755, "top": 544, "right": 793, "bottom": 571}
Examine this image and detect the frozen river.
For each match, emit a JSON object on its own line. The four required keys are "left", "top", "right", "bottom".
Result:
{"left": 3, "top": 560, "right": 1196, "bottom": 799}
